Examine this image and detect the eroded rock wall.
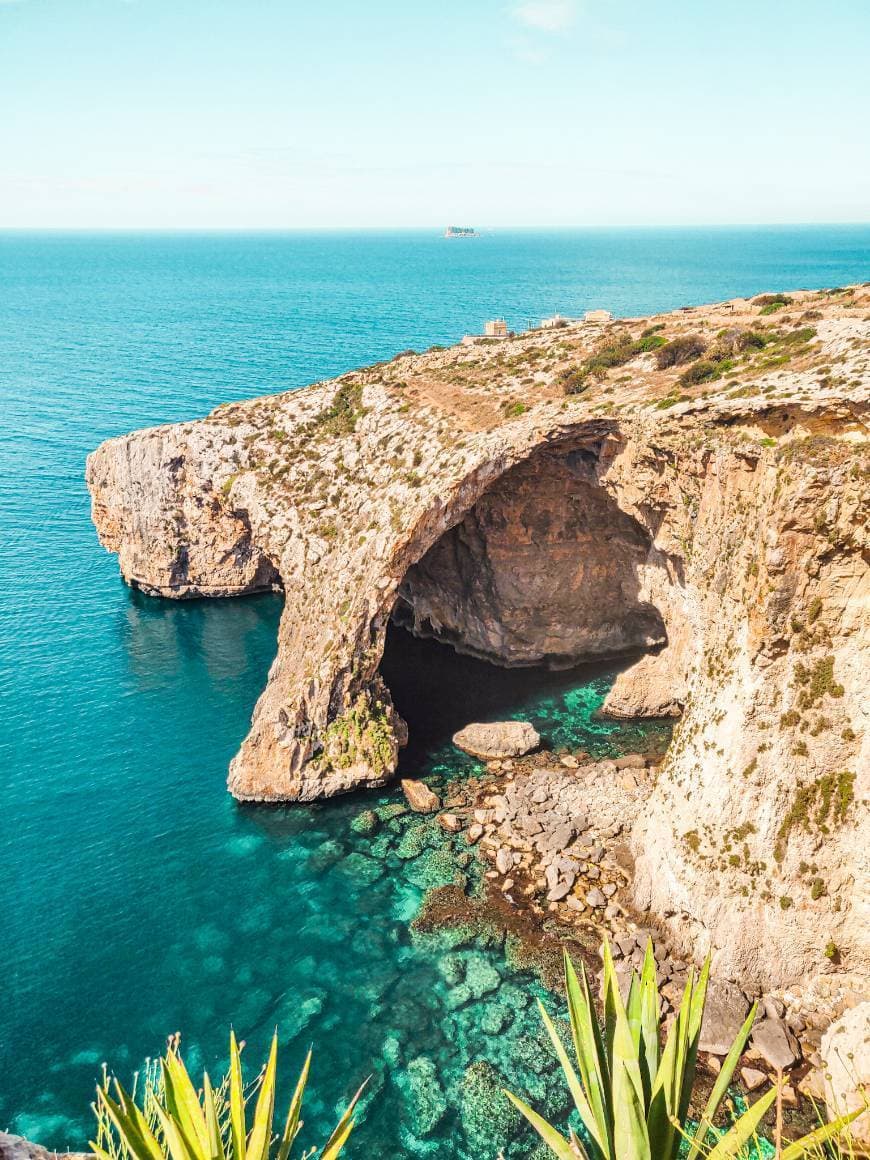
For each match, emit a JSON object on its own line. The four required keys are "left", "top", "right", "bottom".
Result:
{"left": 86, "top": 288, "right": 869, "bottom": 1000}
{"left": 395, "top": 443, "right": 667, "bottom": 667}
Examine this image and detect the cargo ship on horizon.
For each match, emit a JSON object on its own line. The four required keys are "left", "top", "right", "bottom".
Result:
{"left": 444, "top": 225, "right": 478, "bottom": 237}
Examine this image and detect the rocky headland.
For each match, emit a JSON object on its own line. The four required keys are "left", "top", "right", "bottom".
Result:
{"left": 87, "top": 286, "right": 868, "bottom": 1070}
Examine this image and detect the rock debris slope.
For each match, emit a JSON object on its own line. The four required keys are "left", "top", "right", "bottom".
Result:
{"left": 87, "top": 287, "right": 869, "bottom": 997}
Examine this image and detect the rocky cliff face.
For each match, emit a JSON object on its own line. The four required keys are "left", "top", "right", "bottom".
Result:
{"left": 86, "top": 286, "right": 868, "bottom": 1001}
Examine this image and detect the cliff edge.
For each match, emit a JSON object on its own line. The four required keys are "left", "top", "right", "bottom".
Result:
{"left": 86, "top": 286, "right": 869, "bottom": 1000}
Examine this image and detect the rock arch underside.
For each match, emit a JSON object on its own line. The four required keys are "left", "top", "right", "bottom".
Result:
{"left": 87, "top": 288, "right": 869, "bottom": 1007}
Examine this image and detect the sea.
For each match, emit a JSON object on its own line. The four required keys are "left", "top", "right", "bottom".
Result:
{"left": 1, "top": 227, "right": 868, "bottom": 1157}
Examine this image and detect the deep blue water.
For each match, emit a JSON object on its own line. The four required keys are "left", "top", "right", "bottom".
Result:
{"left": 1, "top": 228, "right": 868, "bottom": 1156}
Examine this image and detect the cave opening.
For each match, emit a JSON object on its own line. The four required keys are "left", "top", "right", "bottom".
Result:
{"left": 379, "top": 437, "right": 672, "bottom": 771}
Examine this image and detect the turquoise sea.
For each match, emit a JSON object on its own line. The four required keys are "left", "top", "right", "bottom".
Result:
{"left": 1, "top": 228, "right": 868, "bottom": 1156}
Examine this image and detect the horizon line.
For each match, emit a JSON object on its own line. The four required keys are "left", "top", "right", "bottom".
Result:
{"left": 2, "top": 220, "right": 870, "bottom": 235}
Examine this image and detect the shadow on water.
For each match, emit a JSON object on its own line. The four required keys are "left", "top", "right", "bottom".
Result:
{"left": 379, "top": 622, "right": 671, "bottom": 776}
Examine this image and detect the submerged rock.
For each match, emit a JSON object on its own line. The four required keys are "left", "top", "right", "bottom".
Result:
{"left": 401, "top": 1056, "right": 447, "bottom": 1137}
{"left": 339, "top": 850, "right": 384, "bottom": 885}
{"left": 460, "top": 1060, "right": 521, "bottom": 1154}
{"left": 453, "top": 721, "right": 540, "bottom": 759}
{"left": 350, "top": 808, "right": 379, "bottom": 836}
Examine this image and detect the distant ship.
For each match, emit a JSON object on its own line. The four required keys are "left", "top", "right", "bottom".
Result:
{"left": 444, "top": 225, "right": 478, "bottom": 238}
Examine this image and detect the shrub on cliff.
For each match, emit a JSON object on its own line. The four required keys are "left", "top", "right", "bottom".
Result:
{"left": 91, "top": 1031, "right": 364, "bottom": 1160}
{"left": 504, "top": 942, "right": 860, "bottom": 1159}
{"left": 559, "top": 331, "right": 667, "bottom": 394}
{"left": 679, "top": 358, "right": 734, "bottom": 387}
{"left": 753, "top": 293, "right": 794, "bottom": 314}
{"left": 655, "top": 334, "right": 707, "bottom": 369}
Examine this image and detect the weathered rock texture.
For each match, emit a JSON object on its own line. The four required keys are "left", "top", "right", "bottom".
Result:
{"left": 0, "top": 1135, "right": 90, "bottom": 1160}
{"left": 87, "top": 286, "right": 869, "bottom": 1002}
{"left": 821, "top": 1002, "right": 870, "bottom": 1144}
{"left": 396, "top": 449, "right": 666, "bottom": 666}
{"left": 453, "top": 721, "right": 541, "bottom": 759}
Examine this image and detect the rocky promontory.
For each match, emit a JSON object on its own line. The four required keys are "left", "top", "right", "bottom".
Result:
{"left": 86, "top": 286, "right": 868, "bottom": 1009}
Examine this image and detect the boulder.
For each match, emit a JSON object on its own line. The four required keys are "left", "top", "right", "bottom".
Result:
{"left": 615, "top": 754, "right": 646, "bottom": 770}
{"left": 740, "top": 1067, "right": 768, "bottom": 1092}
{"left": 401, "top": 779, "right": 441, "bottom": 813}
{"left": 547, "top": 880, "right": 573, "bottom": 902}
{"left": 820, "top": 1001, "right": 870, "bottom": 1145}
{"left": 699, "top": 980, "right": 751, "bottom": 1056}
{"left": 495, "top": 847, "right": 513, "bottom": 875}
{"left": 750, "top": 1017, "right": 801, "bottom": 1071}
{"left": 586, "top": 887, "right": 606, "bottom": 908}
{"left": 437, "top": 812, "right": 462, "bottom": 833}
{"left": 452, "top": 721, "right": 540, "bottom": 759}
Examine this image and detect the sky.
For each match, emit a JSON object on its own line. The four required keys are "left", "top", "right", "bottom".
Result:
{"left": 0, "top": 0, "right": 868, "bottom": 229}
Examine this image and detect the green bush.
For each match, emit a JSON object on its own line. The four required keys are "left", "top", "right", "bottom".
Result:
{"left": 679, "top": 358, "right": 733, "bottom": 386}
{"left": 655, "top": 334, "right": 707, "bottom": 369}
{"left": 559, "top": 331, "right": 666, "bottom": 395}
{"left": 753, "top": 293, "right": 793, "bottom": 313}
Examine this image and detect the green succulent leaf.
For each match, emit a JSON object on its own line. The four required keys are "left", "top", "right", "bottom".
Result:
{"left": 503, "top": 1090, "right": 584, "bottom": 1160}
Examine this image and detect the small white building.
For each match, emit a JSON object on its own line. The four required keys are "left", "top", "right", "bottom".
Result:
{"left": 584, "top": 309, "right": 613, "bottom": 323}
{"left": 540, "top": 313, "right": 569, "bottom": 329}
{"left": 484, "top": 318, "right": 508, "bottom": 338}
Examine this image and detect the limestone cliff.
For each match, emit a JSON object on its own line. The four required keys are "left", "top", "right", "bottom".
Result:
{"left": 86, "top": 286, "right": 869, "bottom": 1002}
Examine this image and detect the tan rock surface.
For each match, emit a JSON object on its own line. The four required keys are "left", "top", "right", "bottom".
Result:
{"left": 401, "top": 778, "right": 441, "bottom": 813}
{"left": 87, "top": 286, "right": 870, "bottom": 998}
{"left": 452, "top": 721, "right": 541, "bottom": 759}
{"left": 821, "top": 1002, "right": 870, "bottom": 1145}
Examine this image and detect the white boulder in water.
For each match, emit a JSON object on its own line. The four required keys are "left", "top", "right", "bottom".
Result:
{"left": 452, "top": 721, "right": 540, "bottom": 760}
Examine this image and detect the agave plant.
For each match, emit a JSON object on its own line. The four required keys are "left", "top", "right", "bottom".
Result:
{"left": 91, "top": 1031, "right": 365, "bottom": 1160}
{"left": 505, "top": 942, "right": 859, "bottom": 1160}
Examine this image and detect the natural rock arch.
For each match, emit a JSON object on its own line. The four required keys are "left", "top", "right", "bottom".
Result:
{"left": 86, "top": 291, "right": 868, "bottom": 998}
{"left": 392, "top": 437, "right": 668, "bottom": 671}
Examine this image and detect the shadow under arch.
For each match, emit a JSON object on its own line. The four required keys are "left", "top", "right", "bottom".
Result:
{"left": 376, "top": 430, "right": 671, "bottom": 762}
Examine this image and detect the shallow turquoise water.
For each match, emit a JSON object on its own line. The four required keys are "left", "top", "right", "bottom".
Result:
{"left": 1, "top": 228, "right": 868, "bottom": 1154}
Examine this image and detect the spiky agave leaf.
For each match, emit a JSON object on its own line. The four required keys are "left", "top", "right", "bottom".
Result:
{"left": 94, "top": 1031, "right": 362, "bottom": 1160}
{"left": 564, "top": 952, "right": 613, "bottom": 1158}
{"left": 503, "top": 1090, "right": 586, "bottom": 1160}
{"left": 162, "top": 1047, "right": 210, "bottom": 1160}
{"left": 607, "top": 964, "right": 651, "bottom": 1160}
{"left": 275, "top": 1049, "right": 311, "bottom": 1160}
{"left": 646, "top": 968, "right": 698, "bottom": 1159}
{"left": 684, "top": 1003, "right": 758, "bottom": 1160}
{"left": 319, "top": 1078, "right": 368, "bottom": 1160}
{"left": 704, "top": 1087, "right": 778, "bottom": 1159}
{"left": 244, "top": 1033, "right": 278, "bottom": 1160}
{"left": 536, "top": 999, "right": 607, "bottom": 1157}
{"left": 779, "top": 1107, "right": 864, "bottom": 1159}
{"left": 228, "top": 1032, "right": 247, "bottom": 1160}
{"left": 201, "top": 1074, "right": 226, "bottom": 1160}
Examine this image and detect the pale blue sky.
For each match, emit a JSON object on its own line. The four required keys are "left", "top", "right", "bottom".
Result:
{"left": 1, "top": 0, "right": 868, "bottom": 228}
